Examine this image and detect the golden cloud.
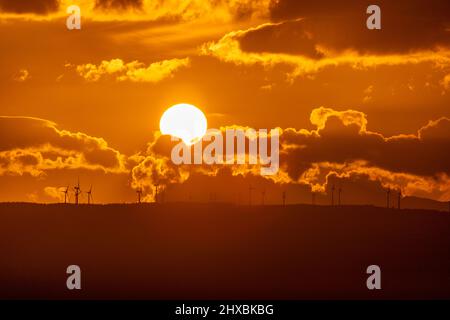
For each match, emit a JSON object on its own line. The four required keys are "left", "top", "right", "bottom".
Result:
{"left": 1, "top": 0, "right": 272, "bottom": 22}
{"left": 201, "top": 21, "right": 450, "bottom": 79}
{"left": 13, "top": 69, "right": 31, "bottom": 82}
{"left": 44, "top": 186, "right": 64, "bottom": 201}
{"left": 130, "top": 107, "right": 450, "bottom": 202}
{"left": 0, "top": 116, "right": 127, "bottom": 177}
{"left": 441, "top": 73, "right": 450, "bottom": 91}
{"left": 76, "top": 57, "right": 190, "bottom": 82}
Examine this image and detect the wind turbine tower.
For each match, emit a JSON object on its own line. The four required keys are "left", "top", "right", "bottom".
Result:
{"left": 249, "top": 185, "right": 254, "bottom": 206}
{"left": 86, "top": 185, "right": 93, "bottom": 204}
{"left": 338, "top": 187, "right": 342, "bottom": 206}
{"left": 331, "top": 184, "right": 335, "bottom": 206}
{"left": 154, "top": 184, "right": 159, "bottom": 203}
{"left": 62, "top": 185, "right": 69, "bottom": 204}
{"left": 386, "top": 188, "right": 391, "bottom": 208}
{"left": 74, "top": 179, "right": 81, "bottom": 205}
{"left": 136, "top": 188, "right": 142, "bottom": 204}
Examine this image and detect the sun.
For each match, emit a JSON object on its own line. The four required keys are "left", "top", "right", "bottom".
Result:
{"left": 159, "top": 103, "right": 208, "bottom": 145}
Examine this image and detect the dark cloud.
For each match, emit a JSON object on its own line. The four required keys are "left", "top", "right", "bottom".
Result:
{"left": 0, "top": 116, "right": 126, "bottom": 175}
{"left": 281, "top": 109, "right": 450, "bottom": 179}
{"left": 95, "top": 0, "right": 143, "bottom": 10}
{"left": 239, "top": 20, "right": 324, "bottom": 59}
{"left": 261, "top": 0, "right": 450, "bottom": 55}
{"left": 0, "top": 0, "right": 59, "bottom": 14}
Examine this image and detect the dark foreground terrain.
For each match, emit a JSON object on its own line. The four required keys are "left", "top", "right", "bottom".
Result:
{"left": 0, "top": 203, "right": 449, "bottom": 299}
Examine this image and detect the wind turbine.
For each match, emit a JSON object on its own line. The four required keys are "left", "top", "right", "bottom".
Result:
{"left": 386, "top": 188, "right": 391, "bottom": 208}
{"left": 338, "top": 187, "right": 342, "bottom": 206}
{"left": 331, "top": 184, "right": 335, "bottom": 206}
{"left": 136, "top": 188, "right": 142, "bottom": 204}
{"left": 74, "top": 179, "right": 81, "bottom": 205}
{"left": 86, "top": 185, "right": 93, "bottom": 204}
{"left": 248, "top": 184, "right": 255, "bottom": 206}
{"left": 61, "top": 185, "right": 69, "bottom": 204}
{"left": 154, "top": 183, "right": 160, "bottom": 203}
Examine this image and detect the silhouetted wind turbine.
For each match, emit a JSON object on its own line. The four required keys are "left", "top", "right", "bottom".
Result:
{"left": 136, "top": 188, "right": 142, "bottom": 204}
{"left": 386, "top": 188, "right": 391, "bottom": 208}
{"left": 61, "top": 185, "right": 69, "bottom": 204}
{"left": 331, "top": 184, "right": 335, "bottom": 206}
{"left": 86, "top": 185, "right": 93, "bottom": 204}
{"left": 249, "top": 185, "right": 255, "bottom": 206}
{"left": 153, "top": 183, "right": 159, "bottom": 203}
{"left": 74, "top": 179, "right": 81, "bottom": 205}
{"left": 154, "top": 183, "right": 159, "bottom": 203}
{"left": 338, "top": 187, "right": 342, "bottom": 206}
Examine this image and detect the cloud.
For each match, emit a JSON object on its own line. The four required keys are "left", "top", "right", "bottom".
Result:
{"left": 93, "top": 0, "right": 273, "bottom": 21}
{"left": 13, "top": 69, "right": 31, "bottom": 82}
{"left": 0, "top": 116, "right": 127, "bottom": 177}
{"left": 0, "top": 0, "right": 59, "bottom": 14}
{"left": 269, "top": 0, "right": 450, "bottom": 53}
{"left": 130, "top": 153, "right": 189, "bottom": 201}
{"left": 130, "top": 108, "right": 450, "bottom": 202}
{"left": 44, "top": 186, "right": 64, "bottom": 201}
{"left": 95, "top": 0, "right": 143, "bottom": 11}
{"left": 0, "top": 0, "right": 272, "bottom": 22}
{"left": 201, "top": 19, "right": 450, "bottom": 79}
{"left": 441, "top": 73, "right": 450, "bottom": 91}
{"left": 75, "top": 58, "right": 190, "bottom": 82}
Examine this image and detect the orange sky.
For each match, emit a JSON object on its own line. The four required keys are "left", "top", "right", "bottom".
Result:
{"left": 0, "top": 0, "right": 449, "bottom": 206}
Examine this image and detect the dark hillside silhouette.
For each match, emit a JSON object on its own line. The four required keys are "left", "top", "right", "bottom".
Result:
{"left": 0, "top": 203, "right": 449, "bottom": 299}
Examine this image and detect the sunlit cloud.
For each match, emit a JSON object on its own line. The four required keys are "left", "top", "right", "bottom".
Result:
{"left": 44, "top": 186, "right": 65, "bottom": 201}
{"left": 0, "top": 0, "right": 273, "bottom": 22}
{"left": 13, "top": 69, "right": 31, "bottom": 82}
{"left": 129, "top": 107, "right": 450, "bottom": 202}
{"left": 0, "top": 116, "right": 127, "bottom": 177}
{"left": 441, "top": 73, "right": 450, "bottom": 91}
{"left": 201, "top": 21, "right": 450, "bottom": 80}
{"left": 75, "top": 57, "right": 190, "bottom": 82}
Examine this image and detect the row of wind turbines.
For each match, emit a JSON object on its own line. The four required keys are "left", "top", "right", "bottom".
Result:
{"left": 247, "top": 184, "right": 344, "bottom": 207}
{"left": 60, "top": 179, "right": 93, "bottom": 204}
{"left": 227, "top": 184, "right": 401, "bottom": 209}
{"left": 59, "top": 180, "right": 448, "bottom": 212}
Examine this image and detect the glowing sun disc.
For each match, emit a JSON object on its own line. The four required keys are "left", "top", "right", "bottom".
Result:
{"left": 159, "top": 103, "right": 207, "bottom": 145}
